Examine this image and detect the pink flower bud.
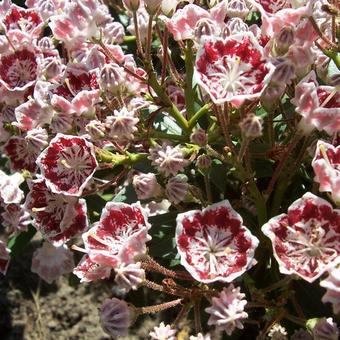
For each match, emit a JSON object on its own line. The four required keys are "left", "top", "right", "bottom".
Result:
{"left": 85, "top": 120, "right": 106, "bottom": 140}
{"left": 165, "top": 175, "right": 188, "bottom": 204}
{"left": 99, "top": 64, "right": 125, "bottom": 94}
{"left": 271, "top": 59, "right": 296, "bottom": 85}
{"left": 312, "top": 318, "right": 339, "bottom": 340}
{"left": 239, "top": 114, "right": 263, "bottom": 139}
{"left": 260, "top": 84, "right": 286, "bottom": 111}
{"left": 190, "top": 127, "right": 207, "bottom": 146}
{"left": 99, "top": 298, "right": 133, "bottom": 337}
{"left": 224, "top": 17, "right": 249, "bottom": 35}
{"left": 226, "top": 0, "right": 249, "bottom": 19}
{"left": 274, "top": 26, "right": 295, "bottom": 55}
{"left": 197, "top": 154, "right": 212, "bottom": 170}
{"left": 122, "top": 0, "right": 140, "bottom": 11}
{"left": 194, "top": 18, "right": 219, "bottom": 42}
{"left": 0, "top": 240, "right": 10, "bottom": 275}
{"left": 132, "top": 173, "right": 161, "bottom": 200}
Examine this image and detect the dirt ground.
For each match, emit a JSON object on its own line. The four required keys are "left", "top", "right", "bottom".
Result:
{"left": 0, "top": 240, "right": 158, "bottom": 340}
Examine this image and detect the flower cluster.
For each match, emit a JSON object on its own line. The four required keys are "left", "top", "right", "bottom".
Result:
{"left": 0, "top": 0, "right": 339, "bottom": 338}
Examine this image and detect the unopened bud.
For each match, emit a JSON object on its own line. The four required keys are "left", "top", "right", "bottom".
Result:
{"left": 85, "top": 120, "right": 106, "bottom": 140}
{"left": 165, "top": 175, "right": 188, "bottom": 204}
{"left": 225, "top": 17, "right": 248, "bottom": 35}
{"left": 197, "top": 154, "right": 212, "bottom": 171}
{"left": 260, "top": 84, "right": 286, "bottom": 111}
{"left": 226, "top": 0, "right": 249, "bottom": 19}
{"left": 99, "top": 64, "right": 124, "bottom": 94}
{"left": 132, "top": 173, "right": 161, "bottom": 200}
{"left": 122, "top": 0, "right": 140, "bottom": 11}
{"left": 190, "top": 127, "right": 207, "bottom": 147}
{"left": 194, "top": 18, "right": 218, "bottom": 42}
{"left": 144, "top": 0, "right": 162, "bottom": 15}
{"left": 239, "top": 114, "right": 263, "bottom": 139}
{"left": 271, "top": 59, "right": 296, "bottom": 85}
{"left": 161, "top": 0, "right": 178, "bottom": 16}
{"left": 274, "top": 26, "right": 295, "bottom": 55}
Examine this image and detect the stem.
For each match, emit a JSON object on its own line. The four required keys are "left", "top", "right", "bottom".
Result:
{"left": 188, "top": 104, "right": 211, "bottom": 130}
{"left": 308, "top": 16, "right": 338, "bottom": 49}
{"left": 146, "top": 14, "right": 154, "bottom": 62}
{"left": 133, "top": 10, "right": 144, "bottom": 57}
{"left": 184, "top": 40, "right": 196, "bottom": 119}
{"left": 285, "top": 314, "right": 306, "bottom": 327}
{"left": 262, "top": 276, "right": 292, "bottom": 293}
{"left": 172, "top": 303, "right": 192, "bottom": 327}
{"left": 237, "top": 138, "right": 250, "bottom": 163}
{"left": 136, "top": 299, "right": 182, "bottom": 315}
{"left": 204, "top": 173, "right": 213, "bottom": 205}
{"left": 265, "top": 133, "right": 302, "bottom": 199}
{"left": 194, "top": 300, "right": 202, "bottom": 334}
{"left": 161, "top": 27, "right": 169, "bottom": 84}
{"left": 149, "top": 130, "right": 188, "bottom": 142}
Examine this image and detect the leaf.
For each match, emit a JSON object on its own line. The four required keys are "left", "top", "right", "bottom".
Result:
{"left": 153, "top": 114, "right": 182, "bottom": 135}
{"left": 7, "top": 225, "right": 36, "bottom": 257}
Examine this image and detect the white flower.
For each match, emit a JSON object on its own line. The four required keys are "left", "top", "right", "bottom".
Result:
{"left": 149, "top": 322, "right": 177, "bottom": 340}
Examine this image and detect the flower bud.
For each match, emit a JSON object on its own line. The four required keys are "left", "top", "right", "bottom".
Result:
{"left": 25, "top": 128, "right": 48, "bottom": 151}
{"left": 123, "top": 0, "right": 140, "bottom": 11}
{"left": 99, "top": 64, "right": 124, "bottom": 94}
{"left": 144, "top": 0, "right": 162, "bottom": 15}
{"left": 85, "top": 120, "right": 106, "bottom": 140}
{"left": 310, "top": 318, "right": 339, "bottom": 340}
{"left": 194, "top": 18, "right": 219, "bottom": 42}
{"left": 260, "top": 84, "right": 286, "bottom": 111}
{"left": 132, "top": 173, "right": 161, "bottom": 200}
{"left": 226, "top": 0, "right": 249, "bottom": 19}
{"left": 197, "top": 154, "right": 212, "bottom": 171}
{"left": 190, "top": 127, "right": 207, "bottom": 146}
{"left": 274, "top": 26, "right": 295, "bottom": 56}
{"left": 225, "top": 17, "right": 248, "bottom": 35}
{"left": 165, "top": 175, "right": 188, "bottom": 204}
{"left": 161, "top": 0, "right": 178, "bottom": 16}
{"left": 239, "top": 114, "right": 263, "bottom": 139}
{"left": 271, "top": 59, "right": 296, "bottom": 85}
{"left": 99, "top": 298, "right": 133, "bottom": 338}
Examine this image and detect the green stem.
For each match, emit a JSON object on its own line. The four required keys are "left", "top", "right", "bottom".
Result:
{"left": 123, "top": 35, "right": 136, "bottom": 43}
{"left": 184, "top": 40, "right": 196, "bottom": 119}
{"left": 147, "top": 65, "right": 189, "bottom": 132}
{"left": 188, "top": 104, "right": 211, "bottom": 130}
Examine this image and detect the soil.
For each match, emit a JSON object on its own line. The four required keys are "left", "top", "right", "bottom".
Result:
{"left": 0, "top": 240, "right": 158, "bottom": 340}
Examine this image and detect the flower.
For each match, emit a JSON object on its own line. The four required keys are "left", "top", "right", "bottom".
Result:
{"left": 149, "top": 322, "right": 177, "bottom": 340}
{"left": 132, "top": 173, "right": 161, "bottom": 200}
{"left": 73, "top": 254, "right": 111, "bottom": 283}
{"left": 320, "top": 268, "right": 340, "bottom": 315}
{"left": 114, "top": 262, "right": 145, "bottom": 291}
{"left": 291, "top": 71, "right": 340, "bottom": 135}
{"left": 149, "top": 143, "right": 189, "bottom": 177}
{"left": 268, "top": 323, "right": 288, "bottom": 340}
{"left": 31, "top": 241, "right": 75, "bottom": 284}
{"left": 190, "top": 333, "right": 211, "bottom": 340}
{"left": 37, "top": 134, "right": 98, "bottom": 197}
{"left": 105, "top": 107, "right": 139, "bottom": 141}
{"left": 0, "top": 47, "right": 39, "bottom": 91}
{"left": 99, "top": 298, "right": 132, "bottom": 338}
{"left": 83, "top": 201, "right": 151, "bottom": 268}
{"left": 0, "top": 170, "right": 24, "bottom": 204}
{"left": 312, "top": 141, "right": 340, "bottom": 205}
{"left": 195, "top": 33, "right": 274, "bottom": 106}
{"left": 0, "top": 240, "right": 10, "bottom": 275}
{"left": 262, "top": 192, "right": 340, "bottom": 283}
{"left": 165, "top": 175, "right": 188, "bottom": 204}
{"left": 205, "top": 284, "right": 248, "bottom": 336}
{"left": 176, "top": 200, "right": 259, "bottom": 283}
{"left": 1, "top": 204, "right": 31, "bottom": 235}
{"left": 312, "top": 318, "right": 339, "bottom": 340}
{"left": 25, "top": 179, "right": 88, "bottom": 246}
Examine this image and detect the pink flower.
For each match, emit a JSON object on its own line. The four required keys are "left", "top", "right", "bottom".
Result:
{"left": 312, "top": 141, "right": 340, "bottom": 205}
{"left": 83, "top": 201, "right": 151, "bottom": 268}
{"left": 165, "top": 175, "right": 188, "bottom": 204}
{"left": 262, "top": 192, "right": 340, "bottom": 283}
{"left": 149, "top": 143, "right": 189, "bottom": 177}
{"left": 0, "top": 240, "right": 10, "bottom": 275}
{"left": 256, "top": 0, "right": 289, "bottom": 14}
{"left": 99, "top": 298, "right": 132, "bottom": 338}
{"left": 0, "top": 170, "right": 24, "bottom": 204}
{"left": 1, "top": 204, "right": 31, "bottom": 235}
{"left": 176, "top": 200, "right": 259, "bottom": 283}
{"left": 320, "top": 268, "right": 340, "bottom": 315}
{"left": 4, "top": 135, "right": 40, "bottom": 173}
{"left": 132, "top": 173, "right": 161, "bottom": 200}
{"left": 3, "top": 5, "right": 44, "bottom": 37}
{"left": 205, "top": 284, "right": 248, "bottom": 336}
{"left": 31, "top": 241, "right": 75, "bottom": 284}
{"left": 292, "top": 71, "right": 340, "bottom": 135}
{"left": 25, "top": 179, "right": 88, "bottom": 246}
{"left": 165, "top": 4, "right": 210, "bottom": 41}
{"left": 0, "top": 47, "right": 39, "bottom": 92}
{"left": 195, "top": 33, "right": 274, "bottom": 106}
{"left": 37, "top": 134, "right": 98, "bottom": 197}
{"left": 149, "top": 322, "right": 177, "bottom": 340}
{"left": 73, "top": 254, "right": 111, "bottom": 283}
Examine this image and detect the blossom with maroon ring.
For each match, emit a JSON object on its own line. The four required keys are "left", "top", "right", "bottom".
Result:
{"left": 0, "top": 47, "right": 39, "bottom": 92}
{"left": 312, "top": 141, "right": 340, "bottom": 205}
{"left": 37, "top": 134, "right": 98, "bottom": 197}
{"left": 25, "top": 179, "right": 88, "bottom": 246}
{"left": 195, "top": 32, "right": 274, "bottom": 106}
{"left": 262, "top": 192, "right": 340, "bottom": 283}
{"left": 175, "top": 200, "right": 259, "bottom": 283}
{"left": 83, "top": 202, "right": 151, "bottom": 268}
